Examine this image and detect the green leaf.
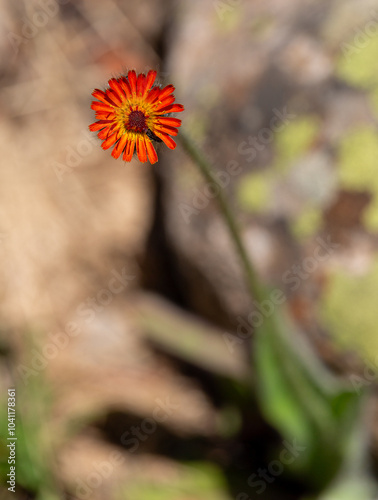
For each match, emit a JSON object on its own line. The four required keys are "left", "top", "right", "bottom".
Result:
{"left": 119, "top": 461, "right": 232, "bottom": 500}
{"left": 135, "top": 293, "right": 247, "bottom": 380}
{"left": 254, "top": 309, "right": 370, "bottom": 490}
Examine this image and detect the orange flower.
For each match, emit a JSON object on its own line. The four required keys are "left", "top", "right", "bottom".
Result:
{"left": 89, "top": 70, "right": 184, "bottom": 165}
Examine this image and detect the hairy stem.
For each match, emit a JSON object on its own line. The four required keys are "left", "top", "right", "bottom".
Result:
{"left": 179, "top": 130, "right": 266, "bottom": 305}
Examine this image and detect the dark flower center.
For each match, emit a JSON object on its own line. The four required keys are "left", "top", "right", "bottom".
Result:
{"left": 127, "top": 110, "right": 148, "bottom": 132}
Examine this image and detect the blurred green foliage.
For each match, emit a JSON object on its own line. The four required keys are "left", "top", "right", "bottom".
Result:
{"left": 292, "top": 207, "right": 323, "bottom": 239}
{"left": 321, "top": 258, "right": 378, "bottom": 363}
{"left": 337, "top": 126, "right": 378, "bottom": 191}
{"left": 237, "top": 170, "right": 272, "bottom": 212}
{"left": 337, "top": 126, "right": 378, "bottom": 231}
{"left": 237, "top": 115, "right": 322, "bottom": 238}
{"left": 273, "top": 116, "right": 320, "bottom": 173}
{"left": 120, "top": 462, "right": 231, "bottom": 500}
{"left": 0, "top": 372, "right": 60, "bottom": 500}
{"left": 254, "top": 311, "right": 371, "bottom": 496}
{"left": 337, "top": 32, "right": 378, "bottom": 89}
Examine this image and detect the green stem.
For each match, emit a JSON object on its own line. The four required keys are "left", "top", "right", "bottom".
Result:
{"left": 179, "top": 130, "right": 266, "bottom": 305}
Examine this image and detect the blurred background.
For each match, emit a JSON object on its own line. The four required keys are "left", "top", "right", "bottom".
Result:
{"left": 1, "top": 0, "right": 378, "bottom": 499}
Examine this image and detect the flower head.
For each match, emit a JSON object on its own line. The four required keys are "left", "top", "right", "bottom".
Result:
{"left": 89, "top": 70, "right": 184, "bottom": 164}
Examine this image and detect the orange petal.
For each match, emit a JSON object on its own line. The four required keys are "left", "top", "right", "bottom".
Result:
{"left": 137, "top": 73, "right": 146, "bottom": 96}
{"left": 155, "top": 132, "right": 177, "bottom": 150}
{"left": 145, "top": 139, "right": 158, "bottom": 164}
{"left": 108, "top": 78, "right": 125, "bottom": 99}
{"left": 154, "top": 124, "right": 178, "bottom": 136}
{"left": 89, "top": 120, "right": 111, "bottom": 132}
{"left": 111, "top": 134, "right": 127, "bottom": 159}
{"left": 95, "top": 111, "right": 115, "bottom": 120}
{"left": 158, "top": 103, "right": 184, "bottom": 114}
{"left": 97, "top": 127, "right": 113, "bottom": 140}
{"left": 91, "top": 101, "right": 113, "bottom": 113}
{"left": 159, "top": 84, "right": 175, "bottom": 100}
{"left": 92, "top": 89, "right": 115, "bottom": 106}
{"left": 106, "top": 89, "right": 122, "bottom": 106}
{"left": 101, "top": 131, "right": 118, "bottom": 150}
{"left": 145, "top": 70, "right": 157, "bottom": 92}
{"left": 123, "top": 138, "right": 135, "bottom": 162}
{"left": 146, "top": 87, "right": 161, "bottom": 104}
{"left": 156, "top": 117, "right": 182, "bottom": 128}
{"left": 136, "top": 136, "right": 147, "bottom": 162}
{"left": 98, "top": 122, "right": 117, "bottom": 140}
{"left": 155, "top": 95, "right": 175, "bottom": 111}
{"left": 128, "top": 70, "right": 137, "bottom": 95}
{"left": 92, "top": 88, "right": 106, "bottom": 100}
{"left": 119, "top": 76, "right": 132, "bottom": 98}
